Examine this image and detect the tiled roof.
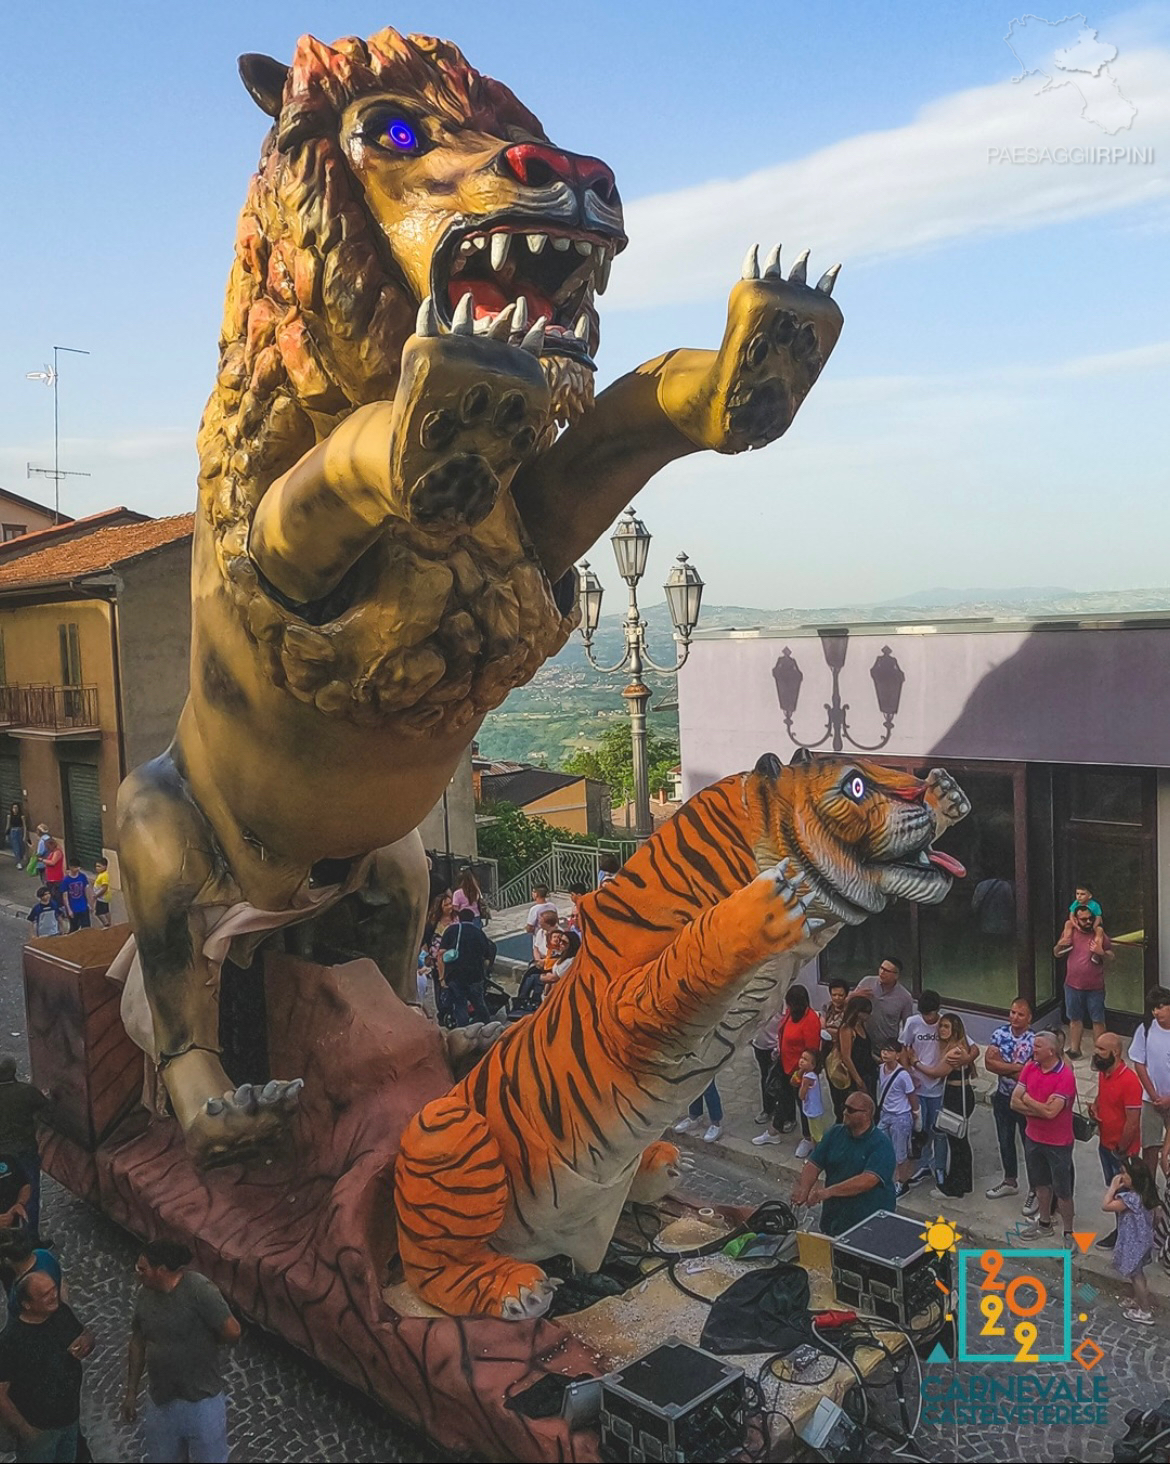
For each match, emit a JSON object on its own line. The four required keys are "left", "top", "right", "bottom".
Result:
{"left": 478, "top": 768, "right": 583, "bottom": 807}
{"left": 0, "top": 514, "right": 195, "bottom": 591}
{"left": 0, "top": 507, "right": 151, "bottom": 562}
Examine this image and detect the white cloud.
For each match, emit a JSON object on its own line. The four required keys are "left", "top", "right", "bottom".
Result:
{"left": 605, "top": 46, "right": 1170, "bottom": 311}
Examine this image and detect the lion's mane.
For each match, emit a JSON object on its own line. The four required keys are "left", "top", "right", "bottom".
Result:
{"left": 196, "top": 28, "right": 578, "bottom": 734}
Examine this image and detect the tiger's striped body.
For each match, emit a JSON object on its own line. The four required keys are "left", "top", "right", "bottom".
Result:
{"left": 394, "top": 753, "right": 969, "bottom": 1318}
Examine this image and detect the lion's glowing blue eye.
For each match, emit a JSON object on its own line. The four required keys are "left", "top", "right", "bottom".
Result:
{"left": 384, "top": 119, "right": 418, "bottom": 151}
{"left": 848, "top": 776, "right": 866, "bottom": 799}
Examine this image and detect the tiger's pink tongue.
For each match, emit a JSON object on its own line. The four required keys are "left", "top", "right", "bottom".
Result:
{"left": 928, "top": 849, "right": 966, "bottom": 878}
{"left": 447, "top": 280, "right": 554, "bottom": 320}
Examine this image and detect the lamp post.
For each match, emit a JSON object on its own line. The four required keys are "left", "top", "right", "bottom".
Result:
{"left": 26, "top": 345, "right": 91, "bottom": 524}
{"left": 772, "top": 633, "right": 905, "bottom": 753}
{"left": 578, "top": 509, "right": 704, "bottom": 837}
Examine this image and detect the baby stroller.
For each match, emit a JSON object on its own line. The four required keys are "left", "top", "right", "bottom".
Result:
{"left": 508, "top": 963, "right": 545, "bottom": 1017}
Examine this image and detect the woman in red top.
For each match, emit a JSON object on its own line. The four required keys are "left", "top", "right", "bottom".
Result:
{"left": 41, "top": 838, "right": 65, "bottom": 911}
{"left": 753, "top": 984, "right": 824, "bottom": 1147}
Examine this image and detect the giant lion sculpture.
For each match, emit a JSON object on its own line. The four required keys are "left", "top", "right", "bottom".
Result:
{"left": 114, "top": 25, "right": 844, "bottom": 1166}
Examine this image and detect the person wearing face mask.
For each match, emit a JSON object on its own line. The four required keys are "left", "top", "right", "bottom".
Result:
{"left": 1089, "top": 1032, "right": 1143, "bottom": 1250}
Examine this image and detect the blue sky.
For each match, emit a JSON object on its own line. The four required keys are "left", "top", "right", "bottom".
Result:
{"left": 2, "top": 1, "right": 1167, "bottom": 607}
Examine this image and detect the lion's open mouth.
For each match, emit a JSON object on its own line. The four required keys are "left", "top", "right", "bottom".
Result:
{"left": 431, "top": 217, "right": 624, "bottom": 367}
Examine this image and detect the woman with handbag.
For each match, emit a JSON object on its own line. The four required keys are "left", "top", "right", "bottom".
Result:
{"left": 835, "top": 995, "right": 878, "bottom": 1113}
{"left": 931, "top": 1013, "right": 980, "bottom": 1199}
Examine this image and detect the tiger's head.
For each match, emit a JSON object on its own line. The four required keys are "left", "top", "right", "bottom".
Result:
{"left": 747, "top": 751, "right": 971, "bottom": 926}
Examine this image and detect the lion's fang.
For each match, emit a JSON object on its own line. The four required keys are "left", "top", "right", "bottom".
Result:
{"left": 490, "top": 234, "right": 511, "bottom": 271}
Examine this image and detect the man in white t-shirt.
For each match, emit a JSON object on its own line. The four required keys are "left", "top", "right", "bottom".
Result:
{"left": 525, "top": 886, "right": 558, "bottom": 961}
{"left": 1130, "top": 986, "right": 1170, "bottom": 1171}
{"left": 899, "top": 989, "right": 946, "bottom": 1187}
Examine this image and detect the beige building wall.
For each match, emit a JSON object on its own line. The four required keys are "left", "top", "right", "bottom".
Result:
{"left": 0, "top": 493, "right": 58, "bottom": 540}
{"left": 116, "top": 543, "right": 193, "bottom": 773}
{"left": 523, "top": 782, "right": 590, "bottom": 835}
{"left": 0, "top": 598, "right": 120, "bottom": 849}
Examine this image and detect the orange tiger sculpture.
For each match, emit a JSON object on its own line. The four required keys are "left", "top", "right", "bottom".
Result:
{"left": 394, "top": 751, "right": 970, "bottom": 1319}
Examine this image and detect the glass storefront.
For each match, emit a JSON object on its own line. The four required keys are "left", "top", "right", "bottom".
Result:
{"left": 820, "top": 759, "right": 1159, "bottom": 1025}
{"left": 1055, "top": 767, "right": 1157, "bottom": 1019}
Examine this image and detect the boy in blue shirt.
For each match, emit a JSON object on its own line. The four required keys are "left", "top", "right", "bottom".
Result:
{"left": 61, "top": 862, "right": 91, "bottom": 932}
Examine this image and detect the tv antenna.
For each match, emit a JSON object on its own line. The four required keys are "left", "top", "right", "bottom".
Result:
{"left": 25, "top": 345, "right": 90, "bottom": 524}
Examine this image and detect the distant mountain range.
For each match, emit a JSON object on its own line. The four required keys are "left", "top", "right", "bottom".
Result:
{"left": 477, "top": 585, "right": 1170, "bottom": 766}
{"left": 877, "top": 586, "right": 1076, "bottom": 608}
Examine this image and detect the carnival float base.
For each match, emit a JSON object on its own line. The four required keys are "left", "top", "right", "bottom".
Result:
{"left": 24, "top": 928, "right": 892, "bottom": 1461}
{"left": 24, "top": 927, "right": 609, "bottom": 1459}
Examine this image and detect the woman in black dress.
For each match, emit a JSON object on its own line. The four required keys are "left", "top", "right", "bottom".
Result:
{"left": 836, "top": 994, "right": 878, "bottom": 1118}
{"left": 933, "top": 1012, "right": 980, "bottom": 1199}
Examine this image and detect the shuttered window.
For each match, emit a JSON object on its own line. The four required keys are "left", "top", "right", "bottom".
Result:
{"left": 62, "top": 761, "right": 103, "bottom": 869}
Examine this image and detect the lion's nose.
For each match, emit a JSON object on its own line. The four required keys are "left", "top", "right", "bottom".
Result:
{"left": 501, "top": 144, "right": 618, "bottom": 204}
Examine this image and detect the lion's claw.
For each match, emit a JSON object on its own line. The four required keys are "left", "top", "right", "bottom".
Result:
{"left": 742, "top": 241, "right": 840, "bottom": 296}
{"left": 187, "top": 1077, "right": 303, "bottom": 1167}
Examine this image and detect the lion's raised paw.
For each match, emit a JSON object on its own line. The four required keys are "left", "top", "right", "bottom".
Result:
{"left": 390, "top": 297, "right": 551, "bottom": 532}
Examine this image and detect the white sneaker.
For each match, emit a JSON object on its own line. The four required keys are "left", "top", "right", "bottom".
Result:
{"left": 1022, "top": 1190, "right": 1039, "bottom": 1216}
{"left": 794, "top": 1139, "right": 814, "bottom": 1158}
{"left": 752, "top": 1130, "right": 784, "bottom": 1146}
{"left": 673, "top": 1116, "right": 700, "bottom": 1133}
{"left": 985, "top": 1181, "right": 1018, "bottom": 1200}
{"left": 754, "top": 1109, "right": 770, "bottom": 1124}
{"left": 1123, "top": 1306, "right": 1154, "bottom": 1326}
{"left": 702, "top": 1124, "right": 723, "bottom": 1143}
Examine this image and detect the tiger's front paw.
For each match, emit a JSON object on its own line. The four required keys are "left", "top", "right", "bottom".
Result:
{"left": 756, "top": 858, "right": 825, "bottom": 951}
{"left": 389, "top": 295, "right": 552, "bottom": 531}
{"left": 667, "top": 244, "right": 843, "bottom": 454}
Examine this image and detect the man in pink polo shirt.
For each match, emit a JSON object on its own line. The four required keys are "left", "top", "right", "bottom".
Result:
{"left": 1010, "top": 1028, "right": 1078, "bottom": 1244}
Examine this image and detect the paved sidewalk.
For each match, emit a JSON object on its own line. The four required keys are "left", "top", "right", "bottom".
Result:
{"left": 675, "top": 1038, "right": 1169, "bottom": 1299}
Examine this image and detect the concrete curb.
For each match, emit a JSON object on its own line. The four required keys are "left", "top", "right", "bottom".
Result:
{"left": 673, "top": 1127, "right": 1168, "bottom": 1300}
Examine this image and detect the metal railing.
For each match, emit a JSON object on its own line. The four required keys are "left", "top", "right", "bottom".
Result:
{"left": 496, "top": 841, "right": 643, "bottom": 908}
{"left": 0, "top": 683, "right": 99, "bottom": 729}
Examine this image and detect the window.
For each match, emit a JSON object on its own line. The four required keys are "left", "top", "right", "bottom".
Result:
{"left": 58, "top": 622, "right": 83, "bottom": 721}
{"left": 821, "top": 761, "right": 1025, "bottom": 1014}
{"left": 1056, "top": 767, "right": 1157, "bottom": 1018}
{"left": 1, "top": 524, "right": 26, "bottom": 542}
{"left": 917, "top": 768, "right": 1020, "bottom": 1012}
{"left": 58, "top": 622, "right": 82, "bottom": 686}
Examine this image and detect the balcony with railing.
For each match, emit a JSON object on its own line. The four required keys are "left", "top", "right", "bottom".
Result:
{"left": 0, "top": 683, "right": 100, "bottom": 734}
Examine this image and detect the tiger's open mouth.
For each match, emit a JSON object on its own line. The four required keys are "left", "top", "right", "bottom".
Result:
{"left": 430, "top": 216, "right": 625, "bottom": 367}
{"left": 789, "top": 831, "right": 967, "bottom": 928}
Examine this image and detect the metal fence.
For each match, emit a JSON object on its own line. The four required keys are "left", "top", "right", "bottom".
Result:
{"left": 0, "top": 683, "right": 99, "bottom": 729}
{"left": 495, "top": 840, "right": 646, "bottom": 908}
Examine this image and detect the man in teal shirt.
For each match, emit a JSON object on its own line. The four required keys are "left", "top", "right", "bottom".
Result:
{"left": 792, "top": 1093, "right": 897, "bottom": 1236}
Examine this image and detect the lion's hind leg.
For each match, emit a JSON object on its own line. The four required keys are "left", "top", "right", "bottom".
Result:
{"left": 395, "top": 1095, "right": 555, "bottom": 1319}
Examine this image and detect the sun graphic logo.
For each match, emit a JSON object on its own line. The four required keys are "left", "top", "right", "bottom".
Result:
{"left": 921, "top": 1214, "right": 962, "bottom": 1257}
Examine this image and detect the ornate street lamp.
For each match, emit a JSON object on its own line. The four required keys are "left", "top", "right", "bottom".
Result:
{"left": 772, "top": 635, "right": 905, "bottom": 753}
{"left": 578, "top": 510, "right": 703, "bottom": 836}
